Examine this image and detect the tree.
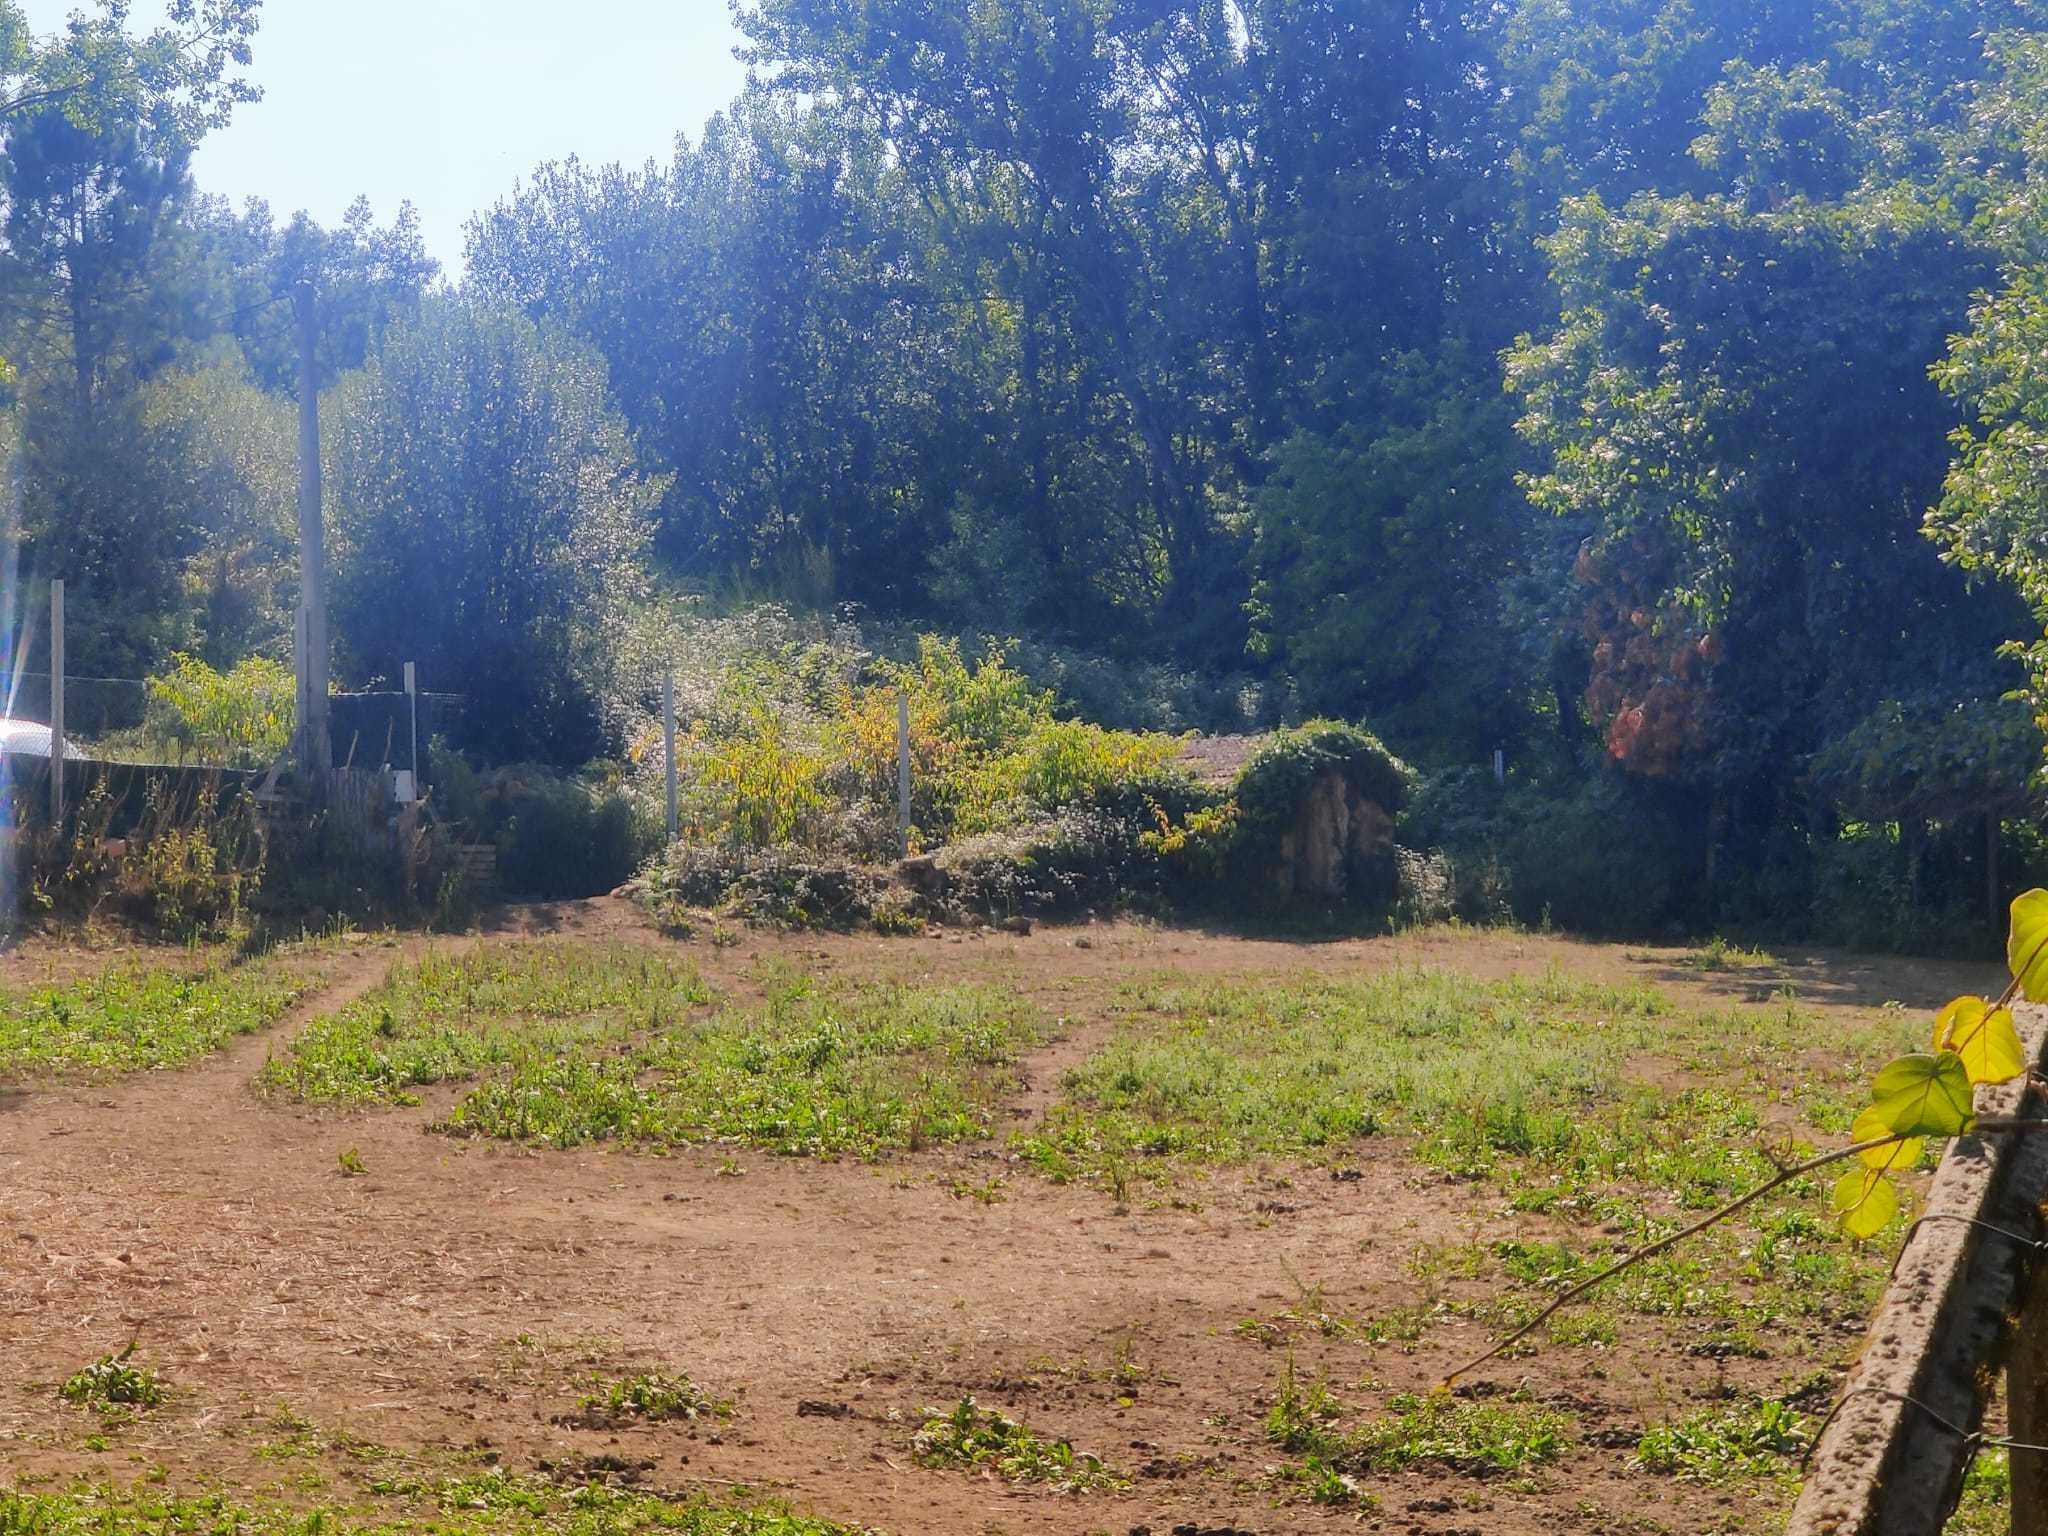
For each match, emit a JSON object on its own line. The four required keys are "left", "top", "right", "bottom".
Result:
{"left": 327, "top": 299, "right": 664, "bottom": 763}
{"left": 1926, "top": 34, "right": 2048, "bottom": 723}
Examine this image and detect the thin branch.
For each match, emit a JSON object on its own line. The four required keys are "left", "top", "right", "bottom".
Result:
{"left": 1441, "top": 1133, "right": 1912, "bottom": 1386}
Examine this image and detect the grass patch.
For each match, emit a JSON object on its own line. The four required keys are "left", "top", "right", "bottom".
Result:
{"left": 0, "top": 1484, "right": 873, "bottom": 1536}
{"left": 1347, "top": 1392, "right": 1573, "bottom": 1476}
{"left": 441, "top": 973, "right": 1048, "bottom": 1158}
{"left": 571, "top": 1372, "right": 730, "bottom": 1427}
{"left": 1945, "top": 1447, "right": 2011, "bottom": 1536}
{"left": 259, "top": 943, "right": 711, "bottom": 1105}
{"left": 0, "top": 959, "right": 308, "bottom": 1075}
{"left": 1634, "top": 1398, "right": 1808, "bottom": 1481}
{"left": 912, "top": 1397, "right": 1128, "bottom": 1493}
{"left": 1264, "top": 1362, "right": 1572, "bottom": 1504}
{"left": 1016, "top": 966, "right": 1666, "bottom": 1188}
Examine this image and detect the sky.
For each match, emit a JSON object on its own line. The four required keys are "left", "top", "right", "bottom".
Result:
{"left": 20, "top": 0, "right": 752, "bottom": 273}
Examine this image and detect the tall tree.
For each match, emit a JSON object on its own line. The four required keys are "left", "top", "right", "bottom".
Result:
{"left": 327, "top": 299, "right": 664, "bottom": 763}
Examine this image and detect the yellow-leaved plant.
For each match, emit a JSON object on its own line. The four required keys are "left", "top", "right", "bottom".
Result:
{"left": 1831, "top": 888, "right": 2047, "bottom": 1238}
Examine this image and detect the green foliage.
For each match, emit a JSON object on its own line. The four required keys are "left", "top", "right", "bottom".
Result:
{"left": 1231, "top": 720, "right": 1411, "bottom": 833}
{"left": 573, "top": 1373, "right": 729, "bottom": 1426}
{"left": 1635, "top": 1398, "right": 1808, "bottom": 1481}
{"left": 0, "top": 1483, "right": 874, "bottom": 1536}
{"left": 495, "top": 777, "right": 650, "bottom": 901}
{"left": 1345, "top": 1392, "right": 1572, "bottom": 1475}
{"left": 143, "top": 652, "right": 294, "bottom": 766}
{"left": 441, "top": 976, "right": 1048, "bottom": 1158}
{"left": 330, "top": 298, "right": 664, "bottom": 763}
{"left": 59, "top": 1345, "right": 162, "bottom": 1411}
{"left": 258, "top": 943, "right": 709, "bottom": 1106}
{"left": 0, "top": 956, "right": 306, "bottom": 1075}
{"left": 1016, "top": 966, "right": 1665, "bottom": 1191}
{"left": 912, "top": 1397, "right": 1127, "bottom": 1493}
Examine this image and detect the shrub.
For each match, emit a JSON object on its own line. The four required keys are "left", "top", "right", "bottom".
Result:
{"left": 683, "top": 702, "right": 829, "bottom": 848}
{"left": 144, "top": 653, "right": 296, "bottom": 767}
{"left": 496, "top": 776, "right": 650, "bottom": 900}
{"left": 1400, "top": 764, "right": 1695, "bottom": 934}
{"left": 640, "top": 842, "right": 886, "bottom": 929}
{"left": 1233, "top": 719, "right": 1412, "bottom": 836}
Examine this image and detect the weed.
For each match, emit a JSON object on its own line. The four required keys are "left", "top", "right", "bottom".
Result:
{"left": 1946, "top": 1448, "right": 2012, "bottom": 1536}
{"left": 1344, "top": 1391, "right": 1573, "bottom": 1476}
{"left": 1634, "top": 1398, "right": 1808, "bottom": 1481}
{"left": 1016, "top": 966, "right": 1664, "bottom": 1191}
{"left": 943, "top": 1174, "right": 1007, "bottom": 1204}
{"left": 59, "top": 1345, "right": 162, "bottom": 1413}
{"left": 1265, "top": 1360, "right": 1345, "bottom": 1457}
{"left": 1677, "top": 937, "right": 1779, "bottom": 971}
{"left": 572, "top": 1372, "right": 730, "bottom": 1427}
{"left": 337, "top": 1147, "right": 367, "bottom": 1177}
{"left": 0, "top": 1484, "right": 876, "bottom": 1536}
{"left": 912, "top": 1397, "right": 1127, "bottom": 1492}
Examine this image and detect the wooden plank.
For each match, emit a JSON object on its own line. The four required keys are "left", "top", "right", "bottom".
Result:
{"left": 1788, "top": 1004, "right": 2048, "bottom": 1535}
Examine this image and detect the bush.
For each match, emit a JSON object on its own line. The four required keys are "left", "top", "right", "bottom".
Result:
{"left": 143, "top": 653, "right": 296, "bottom": 767}
{"left": 1400, "top": 764, "right": 1695, "bottom": 934}
{"left": 1233, "top": 719, "right": 1412, "bottom": 835}
{"left": 639, "top": 841, "right": 885, "bottom": 928}
{"left": 496, "top": 776, "right": 650, "bottom": 900}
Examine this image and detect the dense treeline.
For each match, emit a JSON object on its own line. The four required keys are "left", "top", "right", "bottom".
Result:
{"left": 4, "top": 0, "right": 2048, "bottom": 944}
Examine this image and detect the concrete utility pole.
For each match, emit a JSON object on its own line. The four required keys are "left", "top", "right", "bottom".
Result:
{"left": 294, "top": 280, "right": 331, "bottom": 774}
{"left": 48, "top": 579, "right": 62, "bottom": 826}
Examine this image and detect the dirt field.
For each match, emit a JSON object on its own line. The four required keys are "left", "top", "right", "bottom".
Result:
{"left": 0, "top": 903, "right": 1993, "bottom": 1535}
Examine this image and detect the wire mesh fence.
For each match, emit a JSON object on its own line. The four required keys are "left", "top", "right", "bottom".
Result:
{"left": 0, "top": 669, "right": 465, "bottom": 780}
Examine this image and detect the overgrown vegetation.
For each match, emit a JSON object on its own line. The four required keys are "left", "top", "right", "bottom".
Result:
{"left": 0, "top": 957, "right": 307, "bottom": 1075}
{"left": 443, "top": 971, "right": 1048, "bottom": 1157}
{"left": 58, "top": 1346, "right": 163, "bottom": 1413}
{"left": 625, "top": 628, "right": 1410, "bottom": 927}
{"left": 260, "top": 942, "right": 1046, "bottom": 1160}
{"left": 1016, "top": 966, "right": 1673, "bottom": 1190}
{"left": 1265, "top": 1363, "right": 1572, "bottom": 1503}
{"left": 571, "top": 1373, "right": 730, "bottom": 1428}
{"left": 258, "top": 943, "right": 709, "bottom": 1105}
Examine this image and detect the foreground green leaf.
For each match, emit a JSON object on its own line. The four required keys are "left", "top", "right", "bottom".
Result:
{"left": 1868, "top": 1053, "right": 1974, "bottom": 1138}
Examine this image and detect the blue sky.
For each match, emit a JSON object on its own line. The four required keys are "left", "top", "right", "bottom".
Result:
{"left": 21, "top": 0, "right": 751, "bottom": 272}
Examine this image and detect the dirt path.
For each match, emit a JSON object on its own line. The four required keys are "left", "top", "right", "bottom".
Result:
{"left": 0, "top": 904, "right": 1967, "bottom": 1534}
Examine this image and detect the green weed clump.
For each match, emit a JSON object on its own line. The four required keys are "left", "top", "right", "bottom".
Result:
{"left": 912, "top": 1397, "right": 1128, "bottom": 1493}
{"left": 444, "top": 976, "right": 1047, "bottom": 1158}
{"left": 59, "top": 1345, "right": 163, "bottom": 1412}
{"left": 1634, "top": 1398, "right": 1808, "bottom": 1481}
{"left": 259, "top": 942, "right": 710, "bottom": 1105}
{"left": 0, "top": 960, "right": 307, "bottom": 1075}
{"left": 573, "top": 1372, "right": 729, "bottom": 1426}
{"left": 1263, "top": 1364, "right": 1570, "bottom": 1504}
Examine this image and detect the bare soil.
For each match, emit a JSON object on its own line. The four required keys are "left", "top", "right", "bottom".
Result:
{"left": 0, "top": 904, "right": 1971, "bottom": 1535}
